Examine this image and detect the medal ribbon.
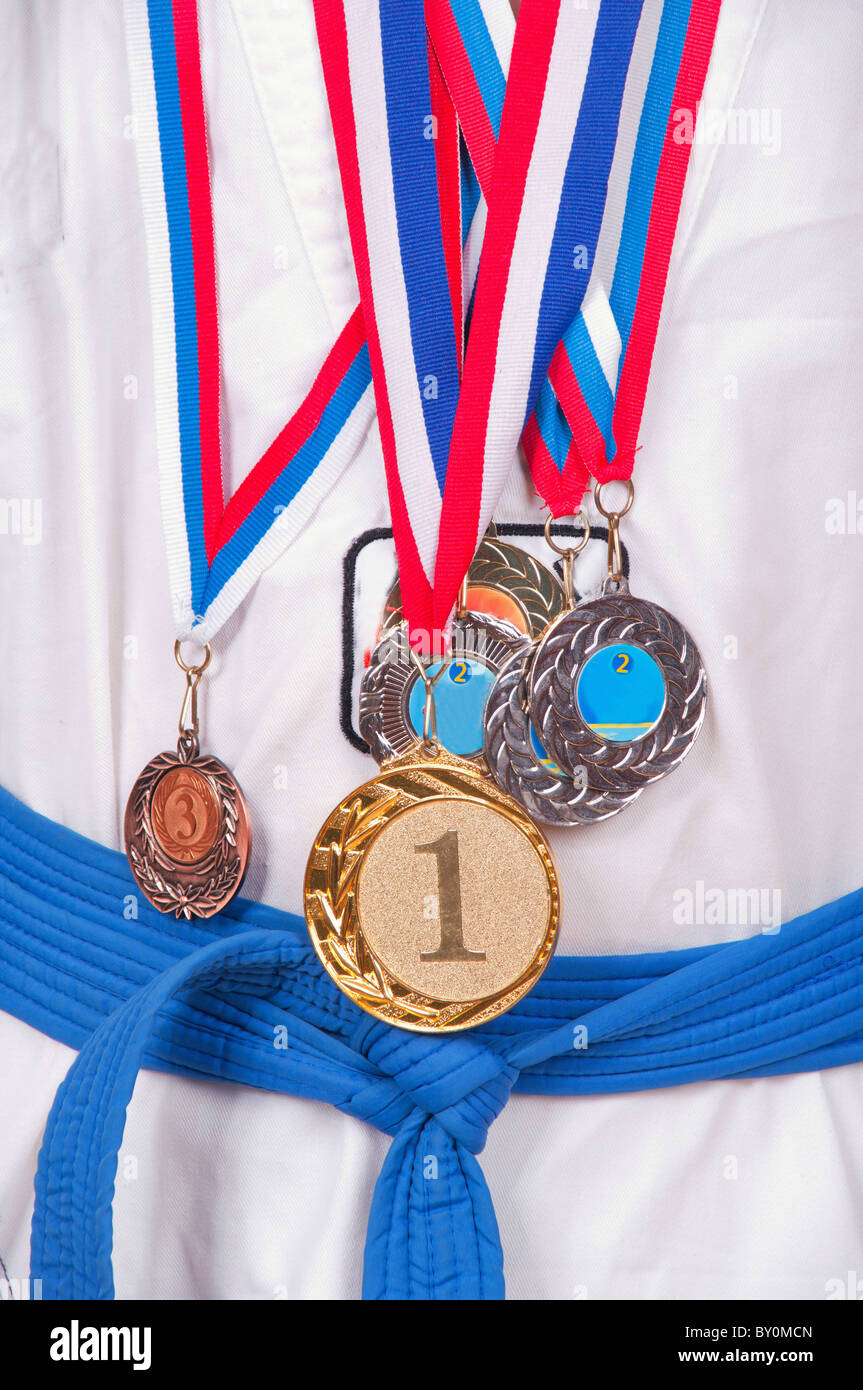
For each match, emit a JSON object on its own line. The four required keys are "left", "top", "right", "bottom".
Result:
{"left": 128, "top": 0, "right": 611, "bottom": 646}
{"left": 524, "top": 0, "right": 723, "bottom": 511}
{"left": 313, "top": 0, "right": 465, "bottom": 649}
{"left": 430, "top": 0, "right": 722, "bottom": 526}
{"left": 316, "top": 0, "right": 646, "bottom": 645}
{"left": 433, "top": 0, "right": 648, "bottom": 630}
{"left": 128, "top": 0, "right": 718, "bottom": 645}
{"left": 425, "top": 0, "right": 512, "bottom": 199}
{"left": 125, "top": 0, "right": 375, "bottom": 642}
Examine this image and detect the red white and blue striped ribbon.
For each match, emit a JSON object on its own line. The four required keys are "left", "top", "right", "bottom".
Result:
{"left": 517, "top": 0, "right": 721, "bottom": 515}
{"left": 434, "top": 0, "right": 649, "bottom": 630}
{"left": 123, "top": 0, "right": 598, "bottom": 647}
{"left": 439, "top": 1, "right": 514, "bottom": 316}
{"left": 431, "top": 0, "right": 721, "bottom": 532}
{"left": 125, "top": 0, "right": 720, "bottom": 649}
{"left": 124, "top": 0, "right": 375, "bottom": 642}
{"left": 426, "top": 0, "right": 511, "bottom": 199}
{"left": 317, "top": 0, "right": 647, "bottom": 645}
{"left": 314, "top": 0, "right": 473, "bottom": 649}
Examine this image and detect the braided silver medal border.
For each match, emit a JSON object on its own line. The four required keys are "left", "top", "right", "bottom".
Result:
{"left": 359, "top": 613, "right": 529, "bottom": 765}
{"left": 528, "top": 578, "right": 707, "bottom": 792}
{"left": 483, "top": 646, "right": 642, "bottom": 825}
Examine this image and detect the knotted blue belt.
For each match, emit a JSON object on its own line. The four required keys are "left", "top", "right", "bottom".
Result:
{"left": 1, "top": 785, "right": 862, "bottom": 1300}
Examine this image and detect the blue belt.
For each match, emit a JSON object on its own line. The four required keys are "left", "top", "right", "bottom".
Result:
{"left": 1, "top": 784, "right": 861, "bottom": 1300}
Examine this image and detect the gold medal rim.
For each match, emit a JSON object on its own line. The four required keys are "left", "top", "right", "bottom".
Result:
{"left": 303, "top": 747, "right": 560, "bottom": 1033}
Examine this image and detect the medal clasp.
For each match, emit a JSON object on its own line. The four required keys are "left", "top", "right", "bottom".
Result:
{"left": 593, "top": 479, "right": 634, "bottom": 583}
{"left": 174, "top": 639, "right": 211, "bottom": 760}
{"left": 543, "top": 509, "right": 590, "bottom": 608}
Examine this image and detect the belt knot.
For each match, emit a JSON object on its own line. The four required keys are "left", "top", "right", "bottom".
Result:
{"left": 352, "top": 1017, "right": 517, "bottom": 1153}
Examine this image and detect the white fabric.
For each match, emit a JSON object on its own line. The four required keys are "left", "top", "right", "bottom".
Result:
{"left": 0, "top": 0, "right": 862, "bottom": 1300}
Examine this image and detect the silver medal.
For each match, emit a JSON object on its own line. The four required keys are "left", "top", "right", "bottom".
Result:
{"left": 360, "top": 612, "right": 528, "bottom": 765}
{"left": 528, "top": 574, "right": 707, "bottom": 793}
{"left": 483, "top": 644, "right": 643, "bottom": 825}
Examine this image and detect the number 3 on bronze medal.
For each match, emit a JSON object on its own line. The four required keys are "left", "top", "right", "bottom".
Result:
{"left": 415, "top": 830, "right": 486, "bottom": 962}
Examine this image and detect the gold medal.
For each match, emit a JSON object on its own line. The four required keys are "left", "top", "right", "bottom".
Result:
{"left": 304, "top": 743, "right": 559, "bottom": 1032}
{"left": 380, "top": 527, "right": 566, "bottom": 641}
{"left": 125, "top": 643, "right": 251, "bottom": 919}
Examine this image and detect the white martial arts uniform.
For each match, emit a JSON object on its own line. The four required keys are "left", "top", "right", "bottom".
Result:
{"left": 1, "top": 0, "right": 862, "bottom": 1300}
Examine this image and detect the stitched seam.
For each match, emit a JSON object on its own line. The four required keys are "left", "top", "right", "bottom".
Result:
{"left": 0, "top": 912, "right": 354, "bottom": 1075}
{"left": 585, "top": 927, "right": 863, "bottom": 1044}
{"left": 425, "top": 1124, "right": 436, "bottom": 1300}
{"left": 524, "top": 974, "right": 863, "bottom": 1077}
{"left": 5, "top": 929, "right": 361, "bottom": 1115}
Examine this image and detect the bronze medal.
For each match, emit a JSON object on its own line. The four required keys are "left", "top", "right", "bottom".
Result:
{"left": 124, "top": 643, "right": 251, "bottom": 919}
{"left": 304, "top": 744, "right": 559, "bottom": 1032}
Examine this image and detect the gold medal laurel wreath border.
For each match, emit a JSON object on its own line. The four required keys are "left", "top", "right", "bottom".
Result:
{"left": 304, "top": 748, "right": 561, "bottom": 1032}
{"left": 125, "top": 752, "right": 248, "bottom": 919}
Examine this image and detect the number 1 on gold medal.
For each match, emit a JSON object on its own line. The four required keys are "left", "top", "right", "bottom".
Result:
{"left": 416, "top": 830, "right": 486, "bottom": 962}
